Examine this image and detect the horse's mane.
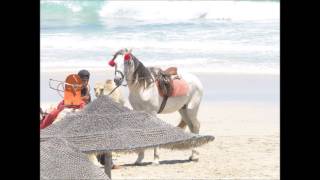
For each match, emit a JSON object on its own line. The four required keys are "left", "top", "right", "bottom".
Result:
{"left": 131, "top": 55, "right": 155, "bottom": 89}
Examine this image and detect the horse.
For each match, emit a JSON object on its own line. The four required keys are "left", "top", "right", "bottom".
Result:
{"left": 108, "top": 49, "right": 204, "bottom": 165}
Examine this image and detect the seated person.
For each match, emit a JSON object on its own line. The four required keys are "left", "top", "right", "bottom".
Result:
{"left": 78, "top": 69, "right": 91, "bottom": 104}
{"left": 40, "top": 69, "right": 92, "bottom": 129}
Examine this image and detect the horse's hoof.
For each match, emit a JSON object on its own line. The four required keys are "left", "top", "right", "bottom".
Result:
{"left": 134, "top": 161, "right": 143, "bottom": 166}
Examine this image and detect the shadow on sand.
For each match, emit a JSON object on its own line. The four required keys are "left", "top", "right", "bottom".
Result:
{"left": 120, "top": 159, "right": 192, "bottom": 167}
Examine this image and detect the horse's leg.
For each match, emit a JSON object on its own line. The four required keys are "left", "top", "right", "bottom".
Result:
{"left": 150, "top": 111, "right": 160, "bottom": 165}
{"left": 133, "top": 111, "right": 159, "bottom": 165}
{"left": 153, "top": 146, "right": 160, "bottom": 165}
{"left": 134, "top": 150, "right": 145, "bottom": 165}
{"left": 130, "top": 101, "right": 146, "bottom": 165}
{"left": 179, "top": 103, "right": 201, "bottom": 161}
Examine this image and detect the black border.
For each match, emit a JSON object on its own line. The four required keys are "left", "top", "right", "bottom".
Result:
{"left": 281, "top": 0, "right": 313, "bottom": 178}
{"left": 3, "top": 0, "right": 40, "bottom": 179}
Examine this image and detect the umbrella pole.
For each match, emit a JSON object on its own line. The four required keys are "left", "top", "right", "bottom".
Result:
{"left": 104, "top": 152, "right": 112, "bottom": 179}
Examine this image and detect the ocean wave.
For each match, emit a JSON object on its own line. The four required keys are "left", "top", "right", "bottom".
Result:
{"left": 41, "top": 34, "right": 278, "bottom": 54}
{"left": 41, "top": 0, "right": 279, "bottom": 28}
{"left": 41, "top": 0, "right": 104, "bottom": 27}
{"left": 99, "top": 1, "right": 279, "bottom": 26}
{"left": 41, "top": 0, "right": 103, "bottom": 13}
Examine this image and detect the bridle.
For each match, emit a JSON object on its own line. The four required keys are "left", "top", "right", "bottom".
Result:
{"left": 106, "top": 63, "right": 126, "bottom": 96}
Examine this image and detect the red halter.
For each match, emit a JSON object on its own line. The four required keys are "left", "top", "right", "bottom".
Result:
{"left": 124, "top": 53, "right": 131, "bottom": 61}
{"left": 108, "top": 59, "right": 116, "bottom": 67}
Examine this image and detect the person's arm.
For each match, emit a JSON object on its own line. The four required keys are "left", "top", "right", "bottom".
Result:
{"left": 40, "top": 107, "right": 64, "bottom": 129}
{"left": 82, "top": 95, "right": 90, "bottom": 102}
{"left": 81, "top": 85, "right": 91, "bottom": 104}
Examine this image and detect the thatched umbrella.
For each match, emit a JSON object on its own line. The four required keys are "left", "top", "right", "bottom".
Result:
{"left": 40, "top": 138, "right": 109, "bottom": 180}
{"left": 41, "top": 96, "right": 214, "bottom": 178}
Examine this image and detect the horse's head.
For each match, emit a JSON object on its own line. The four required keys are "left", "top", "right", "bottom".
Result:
{"left": 108, "top": 49, "right": 153, "bottom": 89}
{"left": 108, "top": 48, "right": 135, "bottom": 80}
{"left": 108, "top": 48, "right": 130, "bottom": 67}
{"left": 109, "top": 48, "right": 132, "bottom": 67}
{"left": 123, "top": 50, "right": 137, "bottom": 79}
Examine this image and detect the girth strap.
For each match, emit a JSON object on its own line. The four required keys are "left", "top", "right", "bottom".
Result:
{"left": 156, "top": 70, "right": 173, "bottom": 114}
{"left": 158, "top": 95, "right": 169, "bottom": 114}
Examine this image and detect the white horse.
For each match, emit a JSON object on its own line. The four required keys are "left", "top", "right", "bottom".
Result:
{"left": 109, "top": 49, "right": 204, "bottom": 165}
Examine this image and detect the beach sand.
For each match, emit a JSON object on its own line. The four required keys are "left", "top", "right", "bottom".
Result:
{"left": 40, "top": 70, "right": 279, "bottom": 179}
{"left": 108, "top": 102, "right": 279, "bottom": 180}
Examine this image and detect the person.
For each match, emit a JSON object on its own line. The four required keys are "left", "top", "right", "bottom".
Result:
{"left": 78, "top": 69, "right": 91, "bottom": 104}
{"left": 40, "top": 70, "right": 92, "bottom": 129}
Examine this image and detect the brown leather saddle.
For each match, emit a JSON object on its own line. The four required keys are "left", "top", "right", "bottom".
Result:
{"left": 156, "top": 67, "right": 180, "bottom": 113}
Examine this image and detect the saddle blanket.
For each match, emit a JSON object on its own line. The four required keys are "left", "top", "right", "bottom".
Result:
{"left": 157, "top": 79, "right": 189, "bottom": 97}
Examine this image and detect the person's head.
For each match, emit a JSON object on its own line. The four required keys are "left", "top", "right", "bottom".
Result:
{"left": 78, "top": 69, "right": 90, "bottom": 87}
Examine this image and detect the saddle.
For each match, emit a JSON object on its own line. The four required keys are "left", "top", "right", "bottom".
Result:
{"left": 156, "top": 67, "right": 178, "bottom": 98}
{"left": 156, "top": 67, "right": 188, "bottom": 113}
{"left": 163, "top": 67, "right": 177, "bottom": 76}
